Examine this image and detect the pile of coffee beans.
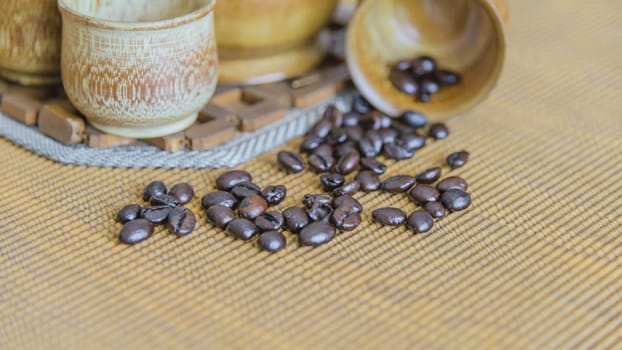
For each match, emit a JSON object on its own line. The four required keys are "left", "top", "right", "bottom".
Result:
{"left": 117, "top": 181, "right": 197, "bottom": 244}
{"left": 390, "top": 55, "right": 461, "bottom": 103}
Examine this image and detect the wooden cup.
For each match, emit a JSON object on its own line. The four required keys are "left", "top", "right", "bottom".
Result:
{"left": 347, "top": 0, "right": 508, "bottom": 119}
{"left": 58, "top": 0, "right": 218, "bottom": 138}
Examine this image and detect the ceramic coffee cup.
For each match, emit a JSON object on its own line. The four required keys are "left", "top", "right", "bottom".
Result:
{"left": 0, "top": 0, "right": 62, "bottom": 86}
{"left": 58, "top": 0, "right": 218, "bottom": 138}
{"left": 347, "top": 0, "right": 508, "bottom": 119}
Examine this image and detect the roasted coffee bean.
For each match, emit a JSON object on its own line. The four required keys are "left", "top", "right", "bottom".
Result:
{"left": 238, "top": 194, "right": 268, "bottom": 220}
{"left": 352, "top": 95, "right": 373, "bottom": 115}
{"left": 446, "top": 150, "right": 470, "bottom": 169}
{"left": 436, "top": 176, "right": 468, "bottom": 192}
{"left": 277, "top": 151, "right": 306, "bottom": 174}
{"left": 333, "top": 181, "right": 360, "bottom": 197}
{"left": 360, "top": 112, "right": 384, "bottom": 130}
{"left": 384, "top": 142, "right": 415, "bottom": 159}
{"left": 143, "top": 181, "right": 167, "bottom": 201}
{"left": 416, "top": 90, "right": 432, "bottom": 103}
{"left": 119, "top": 219, "right": 154, "bottom": 245}
{"left": 343, "top": 111, "right": 362, "bottom": 126}
{"left": 381, "top": 175, "right": 416, "bottom": 193}
{"left": 355, "top": 170, "right": 381, "bottom": 192}
{"left": 390, "top": 68, "right": 419, "bottom": 95}
{"left": 313, "top": 144, "right": 334, "bottom": 160}
{"left": 407, "top": 210, "right": 434, "bottom": 233}
{"left": 392, "top": 120, "right": 417, "bottom": 135}
{"left": 335, "top": 150, "right": 360, "bottom": 174}
{"left": 258, "top": 231, "right": 286, "bottom": 253}
{"left": 300, "top": 135, "right": 323, "bottom": 153}
{"left": 231, "top": 181, "right": 261, "bottom": 199}
{"left": 358, "top": 136, "right": 380, "bottom": 158}
{"left": 283, "top": 206, "right": 311, "bottom": 233}
{"left": 379, "top": 128, "right": 399, "bottom": 144}
{"left": 333, "top": 195, "right": 363, "bottom": 213}
{"left": 303, "top": 194, "right": 333, "bottom": 222}
{"left": 261, "top": 185, "right": 287, "bottom": 206}
{"left": 141, "top": 206, "right": 172, "bottom": 224}
{"left": 255, "top": 211, "right": 284, "bottom": 232}
{"left": 308, "top": 204, "right": 333, "bottom": 222}
{"left": 415, "top": 167, "right": 442, "bottom": 184}
{"left": 398, "top": 134, "right": 426, "bottom": 151}
{"left": 395, "top": 59, "right": 412, "bottom": 71}
{"left": 216, "top": 170, "right": 252, "bottom": 191}
{"left": 335, "top": 141, "right": 358, "bottom": 159}
{"left": 343, "top": 126, "right": 364, "bottom": 142}
{"left": 409, "top": 184, "right": 441, "bottom": 206}
{"left": 226, "top": 218, "right": 259, "bottom": 241}
{"left": 323, "top": 105, "right": 343, "bottom": 128}
{"left": 168, "top": 183, "right": 194, "bottom": 204}
{"left": 365, "top": 130, "right": 384, "bottom": 152}
{"left": 360, "top": 157, "right": 387, "bottom": 175}
{"left": 299, "top": 222, "right": 336, "bottom": 247}
{"left": 411, "top": 56, "right": 437, "bottom": 77}
{"left": 205, "top": 204, "right": 236, "bottom": 229}
{"left": 117, "top": 204, "right": 142, "bottom": 223}
{"left": 441, "top": 189, "right": 472, "bottom": 212}
{"left": 167, "top": 207, "right": 196, "bottom": 236}
{"left": 331, "top": 206, "right": 361, "bottom": 231}
{"left": 372, "top": 208, "right": 407, "bottom": 226}
{"left": 150, "top": 194, "right": 180, "bottom": 207}
{"left": 437, "top": 70, "right": 461, "bottom": 86}
{"left": 309, "top": 118, "right": 332, "bottom": 138}
{"left": 303, "top": 194, "right": 333, "bottom": 208}
{"left": 320, "top": 173, "right": 345, "bottom": 191}
{"left": 326, "top": 128, "right": 348, "bottom": 145}
{"left": 420, "top": 78, "right": 440, "bottom": 94}
{"left": 380, "top": 114, "right": 393, "bottom": 128}
{"left": 424, "top": 202, "right": 446, "bottom": 218}
{"left": 201, "top": 191, "right": 238, "bottom": 209}
{"left": 309, "top": 153, "right": 334, "bottom": 173}
{"left": 400, "top": 110, "right": 428, "bottom": 129}
{"left": 428, "top": 123, "right": 449, "bottom": 140}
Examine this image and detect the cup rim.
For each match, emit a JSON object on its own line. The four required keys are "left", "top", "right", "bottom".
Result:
{"left": 57, "top": 0, "right": 215, "bottom": 31}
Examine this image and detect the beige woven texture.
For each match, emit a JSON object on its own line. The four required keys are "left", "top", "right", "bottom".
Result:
{"left": 2, "top": 0, "right": 622, "bottom": 348}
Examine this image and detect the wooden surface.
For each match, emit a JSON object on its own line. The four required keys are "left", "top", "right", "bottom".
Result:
{"left": 1, "top": 0, "right": 622, "bottom": 348}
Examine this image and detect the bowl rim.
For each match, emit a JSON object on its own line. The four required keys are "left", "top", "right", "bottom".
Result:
{"left": 57, "top": 0, "right": 215, "bottom": 31}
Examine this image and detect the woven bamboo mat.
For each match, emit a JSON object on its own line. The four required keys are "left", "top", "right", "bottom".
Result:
{"left": 1, "top": 0, "right": 622, "bottom": 348}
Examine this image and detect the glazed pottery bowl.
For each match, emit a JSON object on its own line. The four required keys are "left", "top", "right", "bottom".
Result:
{"left": 215, "top": 0, "right": 339, "bottom": 84}
{"left": 347, "top": 0, "right": 508, "bottom": 119}
{"left": 58, "top": 0, "right": 218, "bottom": 138}
{"left": 0, "top": 0, "right": 62, "bottom": 86}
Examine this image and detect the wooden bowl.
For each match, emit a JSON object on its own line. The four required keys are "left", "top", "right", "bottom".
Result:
{"left": 58, "top": 0, "right": 218, "bottom": 138}
{"left": 347, "top": 0, "right": 508, "bottom": 119}
{"left": 215, "top": 0, "right": 339, "bottom": 85}
{"left": 0, "top": 0, "right": 61, "bottom": 86}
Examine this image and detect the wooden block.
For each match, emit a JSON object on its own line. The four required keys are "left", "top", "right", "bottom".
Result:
{"left": 211, "top": 86, "right": 242, "bottom": 106}
{"left": 185, "top": 119, "right": 238, "bottom": 150}
{"left": 291, "top": 81, "right": 338, "bottom": 108}
{"left": 199, "top": 104, "right": 240, "bottom": 125}
{"left": 8, "top": 85, "right": 57, "bottom": 100}
{"left": 290, "top": 72, "right": 322, "bottom": 89}
{"left": 1, "top": 93, "right": 42, "bottom": 125}
{"left": 321, "top": 64, "right": 351, "bottom": 89}
{"left": 238, "top": 100, "right": 288, "bottom": 131}
{"left": 86, "top": 127, "right": 136, "bottom": 148}
{"left": 44, "top": 98, "right": 78, "bottom": 114}
{"left": 38, "top": 104, "right": 86, "bottom": 144}
{"left": 242, "top": 85, "right": 291, "bottom": 107}
{"left": 144, "top": 132, "right": 187, "bottom": 152}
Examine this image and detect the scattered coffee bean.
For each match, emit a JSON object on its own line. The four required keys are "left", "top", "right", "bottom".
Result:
{"left": 307, "top": 203, "right": 333, "bottom": 222}
{"left": 205, "top": 204, "right": 236, "bottom": 229}
{"left": 343, "top": 111, "right": 362, "bottom": 126}
{"left": 283, "top": 206, "right": 311, "bottom": 233}
{"left": 303, "top": 194, "right": 333, "bottom": 208}
{"left": 441, "top": 189, "right": 472, "bottom": 212}
{"left": 255, "top": 211, "right": 284, "bottom": 232}
{"left": 360, "top": 112, "right": 385, "bottom": 130}
{"left": 261, "top": 185, "right": 287, "bottom": 206}
{"left": 309, "top": 118, "right": 332, "bottom": 138}
{"left": 150, "top": 194, "right": 180, "bottom": 207}
{"left": 117, "top": 204, "right": 142, "bottom": 223}
{"left": 119, "top": 219, "right": 154, "bottom": 245}
{"left": 428, "top": 123, "right": 449, "bottom": 140}
{"left": 333, "top": 195, "right": 363, "bottom": 213}
{"left": 309, "top": 152, "right": 334, "bottom": 173}
{"left": 320, "top": 173, "right": 345, "bottom": 191}
{"left": 201, "top": 191, "right": 238, "bottom": 209}
{"left": 331, "top": 206, "right": 362, "bottom": 231}
{"left": 313, "top": 144, "right": 334, "bottom": 159}
{"left": 407, "top": 210, "right": 434, "bottom": 234}
{"left": 238, "top": 194, "right": 268, "bottom": 220}
{"left": 424, "top": 202, "right": 446, "bottom": 218}
{"left": 381, "top": 175, "right": 416, "bottom": 193}
{"left": 141, "top": 205, "right": 172, "bottom": 224}
{"left": 420, "top": 78, "right": 440, "bottom": 94}
{"left": 372, "top": 208, "right": 407, "bottom": 226}
{"left": 437, "top": 70, "right": 461, "bottom": 85}
{"left": 258, "top": 231, "right": 286, "bottom": 253}
{"left": 415, "top": 167, "right": 442, "bottom": 184}
{"left": 300, "top": 135, "right": 323, "bottom": 153}
{"left": 335, "top": 149, "right": 360, "bottom": 175}
{"left": 323, "top": 105, "right": 343, "bottom": 127}
{"left": 416, "top": 90, "right": 432, "bottom": 103}
{"left": 359, "top": 135, "right": 380, "bottom": 158}
{"left": 143, "top": 181, "right": 167, "bottom": 201}
{"left": 446, "top": 151, "right": 470, "bottom": 169}
{"left": 355, "top": 170, "right": 381, "bottom": 192}
{"left": 379, "top": 128, "right": 399, "bottom": 144}
{"left": 384, "top": 142, "right": 415, "bottom": 159}
{"left": 277, "top": 151, "right": 306, "bottom": 174}
{"left": 390, "top": 68, "right": 419, "bottom": 95}
{"left": 398, "top": 134, "right": 426, "bottom": 151}
{"left": 167, "top": 207, "right": 196, "bottom": 236}
{"left": 352, "top": 94, "right": 373, "bottom": 115}
{"left": 409, "top": 184, "right": 441, "bottom": 206}
{"left": 333, "top": 181, "right": 360, "bottom": 197}
{"left": 216, "top": 170, "right": 252, "bottom": 191}
{"left": 342, "top": 126, "right": 364, "bottom": 143}
{"left": 401, "top": 110, "right": 428, "bottom": 129}
{"left": 360, "top": 157, "right": 387, "bottom": 175}
{"left": 411, "top": 56, "right": 437, "bottom": 77}
{"left": 168, "top": 183, "right": 194, "bottom": 204}
{"left": 327, "top": 128, "right": 348, "bottom": 145}
{"left": 436, "top": 176, "right": 468, "bottom": 192}
{"left": 231, "top": 181, "right": 261, "bottom": 199}
{"left": 299, "top": 222, "right": 336, "bottom": 247}
{"left": 226, "top": 218, "right": 259, "bottom": 241}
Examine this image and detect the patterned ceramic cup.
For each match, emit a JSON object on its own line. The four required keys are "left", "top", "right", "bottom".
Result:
{"left": 58, "top": 0, "right": 218, "bottom": 138}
